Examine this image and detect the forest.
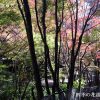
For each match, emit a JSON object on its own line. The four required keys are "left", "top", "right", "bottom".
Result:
{"left": 0, "top": 0, "right": 100, "bottom": 100}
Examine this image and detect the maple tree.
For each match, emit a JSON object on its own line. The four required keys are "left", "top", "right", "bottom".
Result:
{"left": 0, "top": 0, "right": 99, "bottom": 99}
{"left": 16, "top": 0, "right": 100, "bottom": 100}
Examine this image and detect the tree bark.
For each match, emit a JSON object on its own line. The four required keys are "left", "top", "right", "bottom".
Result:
{"left": 18, "top": 0, "right": 44, "bottom": 99}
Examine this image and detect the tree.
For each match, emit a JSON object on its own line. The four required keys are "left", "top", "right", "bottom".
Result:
{"left": 17, "top": 0, "right": 99, "bottom": 100}
{"left": 61, "top": 0, "right": 99, "bottom": 99}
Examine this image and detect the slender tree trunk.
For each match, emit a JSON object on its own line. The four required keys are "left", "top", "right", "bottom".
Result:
{"left": 78, "top": 61, "right": 82, "bottom": 91}
{"left": 52, "top": 0, "right": 59, "bottom": 99}
{"left": 42, "top": 0, "right": 50, "bottom": 95}
{"left": 18, "top": 0, "right": 44, "bottom": 99}
{"left": 67, "top": 58, "right": 75, "bottom": 100}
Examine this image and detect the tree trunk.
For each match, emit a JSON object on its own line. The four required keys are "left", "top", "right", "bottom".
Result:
{"left": 22, "top": 0, "right": 43, "bottom": 99}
